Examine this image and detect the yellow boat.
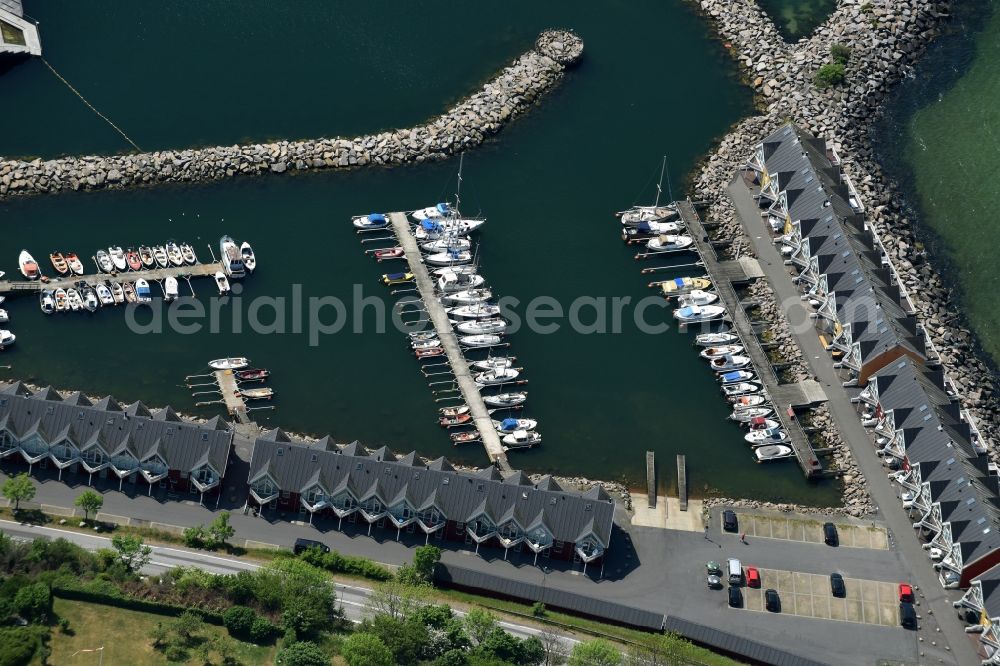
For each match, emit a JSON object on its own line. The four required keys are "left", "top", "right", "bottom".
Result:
{"left": 660, "top": 276, "right": 712, "bottom": 297}
{"left": 381, "top": 272, "right": 414, "bottom": 286}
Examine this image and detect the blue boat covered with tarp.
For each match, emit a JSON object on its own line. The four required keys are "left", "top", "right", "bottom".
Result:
{"left": 353, "top": 212, "right": 389, "bottom": 229}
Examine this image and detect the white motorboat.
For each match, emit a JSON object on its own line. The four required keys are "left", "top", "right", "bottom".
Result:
{"left": 152, "top": 245, "right": 169, "bottom": 268}
{"left": 40, "top": 290, "right": 55, "bottom": 315}
{"left": 0, "top": 330, "right": 15, "bottom": 348}
{"left": 54, "top": 289, "right": 69, "bottom": 313}
{"left": 442, "top": 288, "right": 492, "bottom": 306}
{"left": 677, "top": 290, "right": 718, "bottom": 307}
{"left": 432, "top": 265, "right": 478, "bottom": 278}
{"left": 108, "top": 246, "right": 128, "bottom": 272}
{"left": 134, "top": 279, "right": 152, "bottom": 304}
{"left": 95, "top": 249, "right": 114, "bottom": 273}
{"left": 730, "top": 407, "right": 774, "bottom": 422}
{"left": 673, "top": 304, "right": 726, "bottom": 323}
{"left": 622, "top": 220, "right": 682, "bottom": 240}
{"left": 208, "top": 357, "right": 249, "bottom": 370}
{"left": 425, "top": 249, "right": 472, "bottom": 266}
{"left": 699, "top": 345, "right": 744, "bottom": 359}
{"left": 618, "top": 205, "right": 678, "bottom": 226}
{"left": 437, "top": 271, "right": 485, "bottom": 293}
{"left": 180, "top": 243, "right": 198, "bottom": 265}
{"left": 483, "top": 392, "right": 527, "bottom": 408}
{"left": 718, "top": 370, "right": 755, "bottom": 384}
{"left": 138, "top": 246, "right": 156, "bottom": 268}
{"left": 215, "top": 271, "right": 231, "bottom": 295}
{"left": 95, "top": 283, "right": 115, "bottom": 306}
{"left": 421, "top": 237, "right": 471, "bottom": 254}
{"left": 411, "top": 202, "right": 454, "bottom": 221}
{"left": 220, "top": 236, "right": 245, "bottom": 278}
{"left": 722, "top": 381, "right": 760, "bottom": 396}
{"left": 460, "top": 334, "right": 502, "bottom": 347}
{"left": 447, "top": 304, "right": 501, "bottom": 320}
{"left": 502, "top": 429, "right": 541, "bottom": 449}
{"left": 457, "top": 318, "right": 507, "bottom": 335}
{"left": 747, "top": 417, "right": 781, "bottom": 431}
{"left": 474, "top": 368, "right": 519, "bottom": 386}
{"left": 754, "top": 444, "right": 794, "bottom": 462}
{"left": 411, "top": 339, "right": 442, "bottom": 350}
{"left": 82, "top": 287, "right": 99, "bottom": 312}
{"left": 646, "top": 234, "right": 693, "bottom": 253}
{"left": 164, "top": 276, "right": 179, "bottom": 301}
{"left": 730, "top": 394, "right": 767, "bottom": 409}
{"left": 66, "top": 253, "right": 85, "bottom": 275}
{"left": 709, "top": 354, "right": 751, "bottom": 372}
{"left": 494, "top": 418, "right": 537, "bottom": 433}
{"left": 695, "top": 331, "right": 738, "bottom": 346}
{"left": 240, "top": 242, "right": 256, "bottom": 272}
{"left": 353, "top": 213, "right": 390, "bottom": 229}
{"left": 660, "top": 276, "right": 711, "bottom": 297}
{"left": 166, "top": 241, "right": 184, "bottom": 267}
{"left": 472, "top": 357, "right": 515, "bottom": 371}
{"left": 66, "top": 288, "right": 83, "bottom": 311}
{"left": 109, "top": 282, "right": 125, "bottom": 304}
{"left": 408, "top": 331, "right": 438, "bottom": 341}
{"left": 18, "top": 250, "right": 39, "bottom": 280}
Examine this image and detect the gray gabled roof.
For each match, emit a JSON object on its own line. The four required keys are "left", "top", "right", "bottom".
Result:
{"left": 0, "top": 383, "right": 232, "bottom": 475}
{"left": 974, "top": 563, "right": 1000, "bottom": 619}
{"left": 247, "top": 430, "right": 615, "bottom": 547}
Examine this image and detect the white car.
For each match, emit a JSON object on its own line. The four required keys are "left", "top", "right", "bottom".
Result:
{"left": 901, "top": 491, "right": 915, "bottom": 509}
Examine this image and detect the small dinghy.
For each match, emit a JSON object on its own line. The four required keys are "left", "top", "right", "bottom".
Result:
{"left": 731, "top": 406, "right": 774, "bottom": 422}
{"left": 239, "top": 242, "right": 255, "bottom": 271}
{"left": 722, "top": 381, "right": 760, "bottom": 396}
{"left": 108, "top": 246, "right": 127, "bottom": 272}
{"left": 239, "top": 387, "right": 274, "bottom": 400}
{"left": 411, "top": 338, "right": 442, "bottom": 350}
{"left": 673, "top": 304, "right": 726, "bottom": 323}
{"left": 646, "top": 234, "right": 694, "bottom": 253}
{"left": 66, "top": 288, "right": 84, "bottom": 311}
{"left": 235, "top": 368, "right": 270, "bottom": 381}
{"left": 39, "top": 290, "right": 56, "bottom": 315}
{"left": 382, "top": 272, "right": 414, "bottom": 286}
{"left": 18, "top": 250, "right": 40, "bottom": 280}
{"left": 451, "top": 431, "right": 480, "bottom": 444}
{"left": 439, "top": 413, "right": 472, "bottom": 427}
{"left": 432, "top": 265, "right": 478, "bottom": 278}
{"left": 414, "top": 347, "right": 445, "bottom": 358}
{"left": 425, "top": 249, "right": 472, "bottom": 266}
{"left": 353, "top": 213, "right": 390, "bottom": 229}
{"left": 215, "top": 271, "right": 231, "bottom": 295}
{"left": 754, "top": 444, "right": 794, "bottom": 462}
{"left": 373, "top": 246, "right": 404, "bottom": 261}
{"left": 125, "top": 248, "right": 142, "bottom": 271}
{"left": 54, "top": 289, "right": 69, "bottom": 312}
{"left": 82, "top": 286, "right": 100, "bottom": 312}
{"left": 164, "top": 276, "right": 180, "bottom": 301}
{"left": 437, "top": 272, "right": 484, "bottom": 293}
{"left": 0, "top": 330, "right": 15, "bottom": 348}
{"left": 95, "top": 283, "right": 115, "bottom": 306}
{"left": 730, "top": 394, "right": 767, "bottom": 409}
{"left": 660, "top": 276, "right": 712, "bottom": 297}
{"left": 460, "top": 334, "right": 502, "bottom": 347}
{"left": 134, "top": 279, "right": 152, "bottom": 304}
{"left": 617, "top": 205, "right": 678, "bottom": 226}
{"left": 138, "top": 246, "right": 155, "bottom": 268}
{"left": 96, "top": 249, "right": 114, "bottom": 273}
{"left": 472, "top": 357, "right": 515, "bottom": 371}
{"left": 719, "top": 370, "right": 755, "bottom": 384}
{"left": 166, "top": 242, "right": 184, "bottom": 267}
{"left": 699, "top": 345, "right": 744, "bottom": 359}
{"left": 710, "top": 354, "right": 751, "bottom": 372}
{"left": 123, "top": 282, "right": 137, "bottom": 304}
{"left": 49, "top": 252, "right": 69, "bottom": 276}
{"left": 411, "top": 202, "right": 454, "bottom": 221}
{"left": 447, "top": 304, "right": 501, "bottom": 320}
{"left": 65, "top": 253, "right": 84, "bottom": 275}
{"left": 152, "top": 246, "right": 169, "bottom": 268}
{"left": 696, "top": 331, "right": 738, "bottom": 346}
{"left": 494, "top": 417, "right": 537, "bottom": 433}
{"left": 209, "top": 357, "right": 249, "bottom": 370}
{"left": 181, "top": 243, "right": 198, "bottom": 265}
{"left": 442, "top": 288, "right": 492, "bottom": 305}
{"left": 421, "top": 237, "right": 471, "bottom": 254}
{"left": 677, "top": 290, "right": 718, "bottom": 307}
{"left": 439, "top": 404, "right": 470, "bottom": 417}
{"left": 109, "top": 281, "right": 125, "bottom": 304}
{"left": 408, "top": 331, "right": 438, "bottom": 341}
{"left": 474, "top": 368, "right": 519, "bottom": 386}
{"left": 457, "top": 318, "right": 507, "bottom": 335}
{"left": 483, "top": 392, "right": 527, "bottom": 408}
{"left": 502, "top": 430, "right": 541, "bottom": 449}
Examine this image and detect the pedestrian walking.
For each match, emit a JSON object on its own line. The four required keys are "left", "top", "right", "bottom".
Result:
{"left": 704, "top": 525, "right": 709, "bottom": 540}
{"left": 740, "top": 532, "right": 746, "bottom": 544}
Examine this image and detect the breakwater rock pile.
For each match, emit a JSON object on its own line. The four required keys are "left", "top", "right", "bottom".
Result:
{"left": 0, "top": 30, "right": 583, "bottom": 198}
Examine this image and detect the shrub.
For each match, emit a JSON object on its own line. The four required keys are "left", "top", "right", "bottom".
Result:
{"left": 13, "top": 583, "right": 51, "bottom": 623}
{"left": 249, "top": 616, "right": 277, "bottom": 644}
{"left": 222, "top": 605, "right": 257, "bottom": 639}
{"left": 0, "top": 627, "right": 39, "bottom": 666}
{"left": 58, "top": 617, "right": 73, "bottom": 634}
{"left": 182, "top": 525, "right": 208, "bottom": 549}
{"left": 814, "top": 63, "right": 846, "bottom": 88}
{"left": 340, "top": 633, "right": 393, "bottom": 666}
{"left": 275, "top": 640, "right": 330, "bottom": 666}
{"left": 531, "top": 602, "right": 546, "bottom": 618}
{"left": 829, "top": 43, "right": 851, "bottom": 65}
{"left": 298, "top": 547, "right": 393, "bottom": 581}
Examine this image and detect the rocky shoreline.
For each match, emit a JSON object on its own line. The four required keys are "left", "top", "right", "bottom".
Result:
{"left": 0, "top": 31, "right": 582, "bottom": 199}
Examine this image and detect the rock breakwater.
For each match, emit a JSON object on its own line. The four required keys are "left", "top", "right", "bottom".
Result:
{"left": 0, "top": 30, "right": 582, "bottom": 198}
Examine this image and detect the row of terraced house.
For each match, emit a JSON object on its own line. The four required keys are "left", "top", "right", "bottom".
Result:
{"left": 749, "top": 123, "right": 1000, "bottom": 664}
{"left": 0, "top": 382, "right": 614, "bottom": 571}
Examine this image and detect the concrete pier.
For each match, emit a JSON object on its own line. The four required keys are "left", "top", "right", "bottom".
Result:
{"left": 389, "top": 212, "right": 511, "bottom": 472}
{"left": 0, "top": 262, "right": 224, "bottom": 295}
{"left": 215, "top": 370, "right": 249, "bottom": 424}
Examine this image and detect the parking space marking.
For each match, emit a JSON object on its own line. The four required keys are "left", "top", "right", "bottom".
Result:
{"left": 732, "top": 512, "right": 889, "bottom": 550}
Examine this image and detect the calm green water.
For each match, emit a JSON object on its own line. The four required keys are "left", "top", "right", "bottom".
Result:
{"left": 0, "top": 1, "right": 840, "bottom": 504}
{"left": 758, "top": 0, "right": 837, "bottom": 40}
{"left": 877, "top": 1, "right": 1000, "bottom": 361}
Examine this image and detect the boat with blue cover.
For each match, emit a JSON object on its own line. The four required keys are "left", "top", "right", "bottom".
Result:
{"left": 718, "top": 370, "right": 755, "bottom": 384}
{"left": 411, "top": 202, "right": 454, "bottom": 221}
{"left": 353, "top": 213, "right": 390, "bottom": 229}
{"left": 673, "top": 304, "right": 726, "bottom": 323}
{"left": 382, "top": 272, "right": 414, "bottom": 286}
{"left": 494, "top": 417, "right": 537, "bottom": 433}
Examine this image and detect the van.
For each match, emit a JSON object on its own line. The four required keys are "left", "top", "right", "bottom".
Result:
{"left": 899, "top": 602, "right": 917, "bottom": 629}
{"left": 293, "top": 538, "right": 330, "bottom": 555}
{"left": 727, "top": 558, "right": 743, "bottom": 585}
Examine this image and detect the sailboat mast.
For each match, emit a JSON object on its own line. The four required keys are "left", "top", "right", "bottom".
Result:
{"left": 455, "top": 152, "right": 465, "bottom": 212}
{"left": 654, "top": 155, "right": 666, "bottom": 208}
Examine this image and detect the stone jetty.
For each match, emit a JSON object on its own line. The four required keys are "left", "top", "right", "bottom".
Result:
{"left": 0, "top": 30, "right": 583, "bottom": 198}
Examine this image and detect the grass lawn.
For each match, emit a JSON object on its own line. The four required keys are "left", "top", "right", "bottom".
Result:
{"left": 49, "top": 598, "right": 277, "bottom": 666}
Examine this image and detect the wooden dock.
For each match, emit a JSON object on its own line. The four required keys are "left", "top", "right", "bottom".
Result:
{"left": 676, "top": 454, "right": 687, "bottom": 511}
{"left": 677, "top": 200, "right": 823, "bottom": 477}
{"left": 389, "top": 212, "right": 512, "bottom": 472}
{"left": 646, "top": 451, "right": 656, "bottom": 509}
{"left": 0, "top": 262, "right": 224, "bottom": 295}
{"left": 214, "top": 370, "right": 250, "bottom": 424}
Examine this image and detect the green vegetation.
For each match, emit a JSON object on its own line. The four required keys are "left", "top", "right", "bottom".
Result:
{"left": 111, "top": 533, "right": 152, "bottom": 572}
{"left": 182, "top": 511, "right": 237, "bottom": 550}
{"left": 814, "top": 63, "right": 846, "bottom": 88}
{"left": 297, "top": 543, "right": 394, "bottom": 581}
{"left": 2, "top": 473, "right": 35, "bottom": 511}
{"left": 569, "top": 639, "right": 621, "bottom": 665}
{"left": 830, "top": 43, "right": 851, "bottom": 65}
{"left": 74, "top": 489, "right": 104, "bottom": 521}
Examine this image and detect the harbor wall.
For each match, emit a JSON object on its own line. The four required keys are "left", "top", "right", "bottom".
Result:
{"left": 0, "top": 30, "right": 582, "bottom": 198}
{"left": 687, "top": 0, "right": 1000, "bottom": 511}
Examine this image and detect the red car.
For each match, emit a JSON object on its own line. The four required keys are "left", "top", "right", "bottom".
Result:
{"left": 898, "top": 583, "right": 914, "bottom": 603}
{"left": 746, "top": 567, "right": 761, "bottom": 588}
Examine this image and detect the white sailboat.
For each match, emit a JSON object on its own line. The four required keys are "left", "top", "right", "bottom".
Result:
{"left": 456, "top": 318, "right": 506, "bottom": 335}
{"left": 677, "top": 289, "right": 718, "bottom": 307}
{"left": 441, "top": 288, "right": 492, "bottom": 305}
{"left": 475, "top": 368, "right": 519, "bottom": 386}
{"left": 695, "top": 331, "right": 738, "bottom": 346}
{"left": 447, "top": 304, "right": 501, "bottom": 320}
{"left": 437, "top": 272, "right": 485, "bottom": 293}
{"left": 673, "top": 304, "right": 726, "bottom": 323}
{"left": 482, "top": 392, "right": 527, "bottom": 408}
{"left": 460, "top": 334, "right": 502, "bottom": 347}
{"left": 494, "top": 418, "right": 537, "bottom": 433}
{"left": 646, "top": 234, "right": 693, "bottom": 253}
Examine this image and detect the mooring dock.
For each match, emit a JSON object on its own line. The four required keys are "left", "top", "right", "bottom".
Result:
{"left": 0, "top": 262, "right": 225, "bottom": 295}
{"left": 215, "top": 370, "right": 249, "bottom": 423}
{"left": 676, "top": 200, "right": 824, "bottom": 477}
{"left": 388, "top": 212, "right": 512, "bottom": 472}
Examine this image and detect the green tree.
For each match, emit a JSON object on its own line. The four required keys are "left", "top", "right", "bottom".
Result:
{"left": 2, "top": 473, "right": 35, "bottom": 511}
{"left": 412, "top": 544, "right": 441, "bottom": 582}
{"left": 222, "top": 605, "right": 258, "bottom": 639}
{"left": 568, "top": 639, "right": 621, "bottom": 666}
{"left": 209, "top": 511, "right": 235, "bottom": 547}
{"left": 170, "top": 610, "right": 204, "bottom": 647}
{"left": 111, "top": 534, "right": 152, "bottom": 572}
{"left": 340, "top": 632, "right": 393, "bottom": 666}
{"left": 463, "top": 608, "right": 498, "bottom": 646}
{"left": 13, "top": 582, "right": 51, "bottom": 622}
{"left": 281, "top": 593, "right": 329, "bottom": 639}
{"left": 275, "top": 640, "right": 330, "bottom": 666}
{"left": 182, "top": 525, "right": 208, "bottom": 548}
{"left": 149, "top": 622, "right": 170, "bottom": 649}
{"left": 814, "top": 63, "right": 846, "bottom": 88}
{"left": 364, "top": 580, "right": 426, "bottom": 621}
{"left": 74, "top": 489, "right": 104, "bottom": 521}
{"left": 433, "top": 650, "right": 470, "bottom": 666}
{"left": 362, "top": 614, "right": 429, "bottom": 665}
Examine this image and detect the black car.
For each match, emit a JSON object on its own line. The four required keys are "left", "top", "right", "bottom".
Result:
{"left": 764, "top": 588, "right": 781, "bottom": 612}
{"left": 899, "top": 602, "right": 917, "bottom": 629}
{"left": 728, "top": 586, "right": 743, "bottom": 608}
{"left": 293, "top": 538, "right": 330, "bottom": 555}
{"left": 823, "top": 522, "right": 839, "bottom": 546}
{"left": 722, "top": 510, "right": 738, "bottom": 532}
{"left": 830, "top": 573, "right": 846, "bottom": 597}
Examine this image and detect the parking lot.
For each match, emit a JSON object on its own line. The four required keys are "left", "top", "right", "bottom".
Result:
{"left": 731, "top": 511, "right": 889, "bottom": 550}
{"left": 734, "top": 568, "right": 902, "bottom": 628}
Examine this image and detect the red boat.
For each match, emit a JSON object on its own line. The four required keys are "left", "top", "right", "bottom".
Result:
{"left": 414, "top": 347, "right": 444, "bottom": 359}
{"left": 439, "top": 413, "right": 472, "bottom": 427}
{"left": 235, "top": 368, "right": 270, "bottom": 381}
{"left": 451, "top": 431, "right": 479, "bottom": 444}
{"left": 125, "top": 248, "right": 142, "bottom": 271}
{"left": 374, "top": 247, "right": 405, "bottom": 261}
